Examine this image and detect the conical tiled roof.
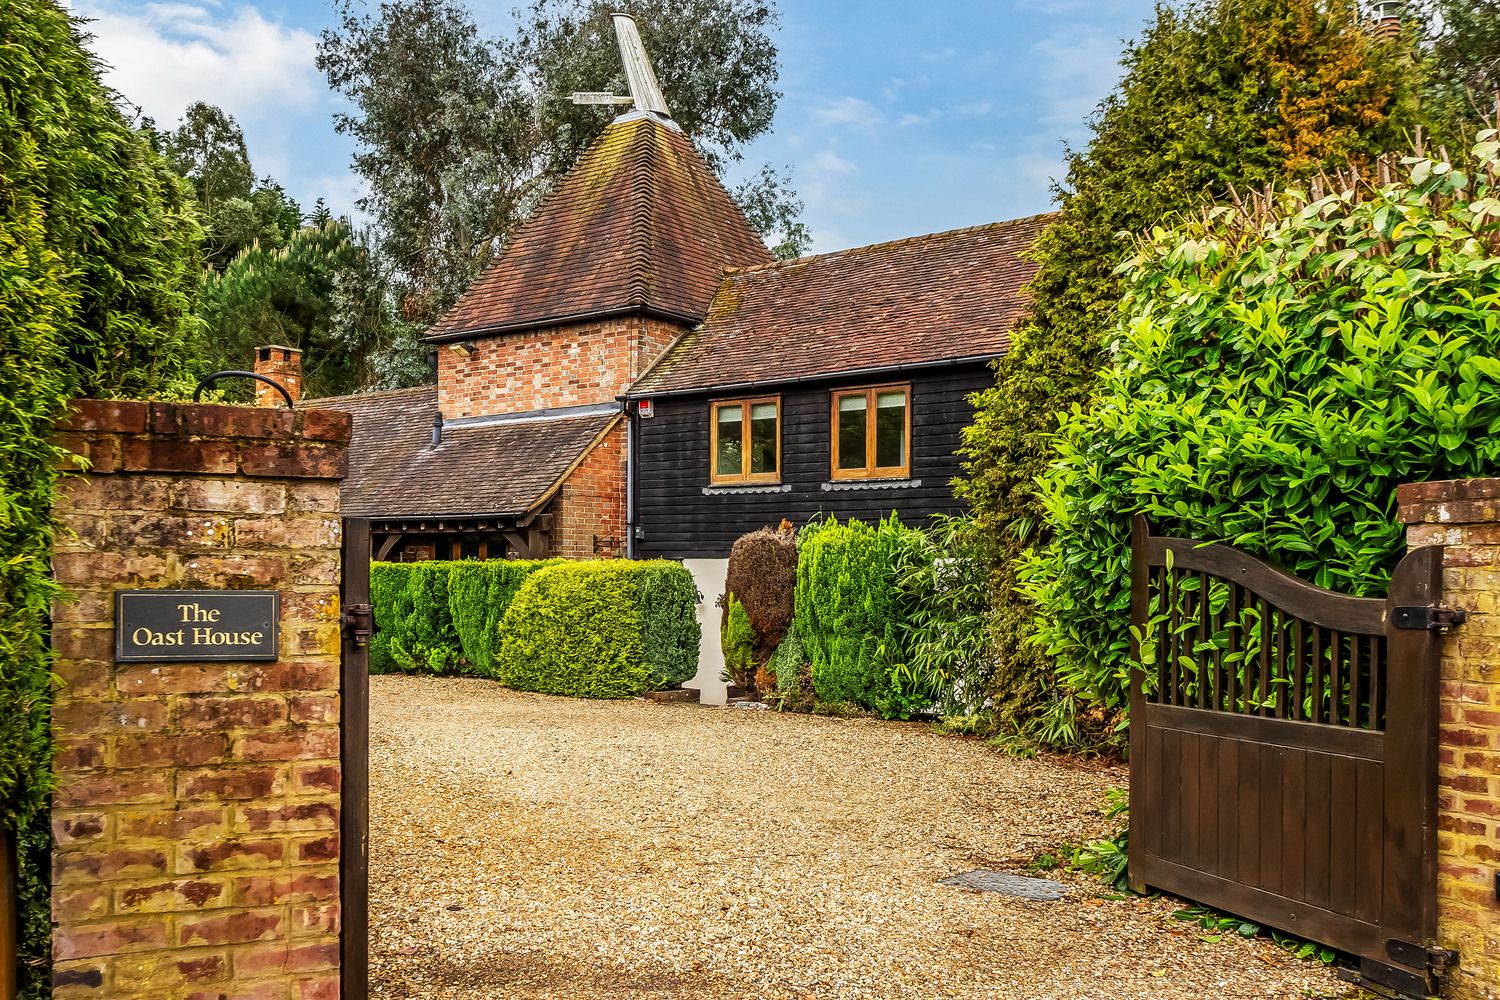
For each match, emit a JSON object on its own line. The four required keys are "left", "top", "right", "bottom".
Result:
{"left": 425, "top": 113, "right": 773, "bottom": 341}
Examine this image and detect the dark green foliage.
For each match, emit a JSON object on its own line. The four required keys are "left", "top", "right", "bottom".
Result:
{"left": 158, "top": 102, "right": 301, "bottom": 271}
{"left": 1027, "top": 137, "right": 1500, "bottom": 734}
{"left": 956, "top": 0, "right": 1429, "bottom": 729}
{"left": 446, "top": 559, "right": 561, "bottom": 676}
{"left": 890, "top": 515, "right": 995, "bottom": 716}
{"left": 792, "top": 515, "right": 927, "bottom": 718}
{"left": 388, "top": 563, "right": 457, "bottom": 673}
{"left": 636, "top": 561, "right": 701, "bottom": 689}
{"left": 3, "top": 5, "right": 205, "bottom": 990}
{"left": 495, "top": 560, "right": 700, "bottom": 698}
{"left": 200, "top": 218, "right": 415, "bottom": 399}
{"left": 722, "top": 524, "right": 797, "bottom": 670}
{"left": 1425, "top": 0, "right": 1500, "bottom": 139}
{"left": 720, "top": 595, "right": 755, "bottom": 687}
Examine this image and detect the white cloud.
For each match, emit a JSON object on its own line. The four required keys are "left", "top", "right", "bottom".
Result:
{"left": 77, "top": 1, "right": 320, "bottom": 125}
{"left": 809, "top": 149, "right": 857, "bottom": 177}
{"left": 811, "top": 96, "right": 884, "bottom": 135}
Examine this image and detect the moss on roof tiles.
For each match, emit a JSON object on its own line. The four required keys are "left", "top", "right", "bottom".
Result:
{"left": 426, "top": 115, "right": 771, "bottom": 341}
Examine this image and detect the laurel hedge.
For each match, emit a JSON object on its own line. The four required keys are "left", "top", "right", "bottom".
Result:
{"left": 1025, "top": 136, "right": 1500, "bottom": 738}
{"left": 495, "top": 560, "right": 700, "bottom": 698}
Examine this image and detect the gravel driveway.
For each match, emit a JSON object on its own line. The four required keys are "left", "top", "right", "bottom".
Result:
{"left": 368, "top": 675, "right": 1350, "bottom": 999}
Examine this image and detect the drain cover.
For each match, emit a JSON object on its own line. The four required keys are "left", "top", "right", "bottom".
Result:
{"left": 938, "top": 871, "right": 1069, "bottom": 900}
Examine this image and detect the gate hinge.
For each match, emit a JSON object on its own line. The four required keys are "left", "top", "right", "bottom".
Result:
{"left": 1391, "top": 605, "right": 1467, "bottom": 632}
{"left": 342, "top": 603, "right": 374, "bottom": 647}
{"left": 1386, "top": 937, "right": 1459, "bottom": 973}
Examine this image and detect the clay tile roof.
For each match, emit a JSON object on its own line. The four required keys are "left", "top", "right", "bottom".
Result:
{"left": 313, "top": 386, "right": 616, "bottom": 518}
{"left": 425, "top": 113, "right": 774, "bottom": 342}
{"left": 628, "top": 213, "right": 1054, "bottom": 396}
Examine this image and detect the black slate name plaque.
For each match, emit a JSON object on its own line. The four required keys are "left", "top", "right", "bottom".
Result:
{"left": 115, "top": 590, "right": 280, "bottom": 662}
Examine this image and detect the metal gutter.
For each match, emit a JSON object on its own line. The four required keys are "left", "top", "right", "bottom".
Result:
{"left": 422, "top": 304, "right": 702, "bottom": 344}
{"left": 620, "top": 352, "right": 1005, "bottom": 400}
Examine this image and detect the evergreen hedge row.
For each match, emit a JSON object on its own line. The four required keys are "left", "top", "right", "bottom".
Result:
{"left": 3, "top": 5, "right": 205, "bottom": 993}
{"left": 495, "top": 560, "right": 700, "bottom": 698}
{"left": 369, "top": 559, "right": 559, "bottom": 675}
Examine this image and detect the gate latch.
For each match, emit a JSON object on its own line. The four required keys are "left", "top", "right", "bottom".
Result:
{"left": 1391, "top": 605, "right": 1467, "bottom": 633}
{"left": 342, "top": 603, "right": 374, "bottom": 647}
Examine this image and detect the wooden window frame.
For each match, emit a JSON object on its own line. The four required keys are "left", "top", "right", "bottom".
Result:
{"left": 709, "top": 395, "right": 782, "bottom": 485}
{"left": 830, "top": 383, "right": 912, "bottom": 481}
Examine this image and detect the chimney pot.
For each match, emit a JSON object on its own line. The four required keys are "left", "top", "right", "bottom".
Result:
{"left": 252, "top": 344, "right": 303, "bottom": 408}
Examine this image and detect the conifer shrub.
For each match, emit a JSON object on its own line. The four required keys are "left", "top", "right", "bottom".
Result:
{"left": 368, "top": 562, "right": 411, "bottom": 674}
{"left": 387, "top": 563, "right": 457, "bottom": 673}
{"left": 956, "top": 0, "right": 1431, "bottom": 731}
{"left": 446, "top": 559, "right": 560, "bottom": 676}
{"left": 1027, "top": 137, "right": 1500, "bottom": 738}
{"left": 720, "top": 595, "right": 756, "bottom": 688}
{"left": 792, "top": 514, "right": 927, "bottom": 718}
{"left": 495, "top": 560, "right": 701, "bottom": 698}
{"left": 768, "top": 629, "right": 813, "bottom": 711}
{"left": 636, "top": 561, "right": 702, "bottom": 690}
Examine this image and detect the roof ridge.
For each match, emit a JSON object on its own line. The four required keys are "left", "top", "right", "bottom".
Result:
{"left": 720, "top": 211, "right": 1059, "bottom": 278}
{"left": 307, "top": 384, "right": 436, "bottom": 405}
{"left": 626, "top": 119, "right": 660, "bottom": 308}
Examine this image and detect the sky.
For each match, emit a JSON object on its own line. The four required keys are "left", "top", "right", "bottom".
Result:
{"left": 73, "top": 0, "right": 1158, "bottom": 254}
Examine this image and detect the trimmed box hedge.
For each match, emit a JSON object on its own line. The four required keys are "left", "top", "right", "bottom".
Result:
{"left": 495, "top": 560, "right": 701, "bottom": 698}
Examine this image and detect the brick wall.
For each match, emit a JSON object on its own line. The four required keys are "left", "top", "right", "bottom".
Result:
{"left": 1400, "top": 478, "right": 1500, "bottom": 1000}
{"left": 437, "top": 315, "right": 686, "bottom": 420}
{"left": 550, "top": 422, "right": 627, "bottom": 559}
{"left": 49, "top": 399, "right": 351, "bottom": 1000}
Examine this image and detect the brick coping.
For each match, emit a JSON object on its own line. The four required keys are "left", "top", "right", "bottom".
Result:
{"left": 56, "top": 400, "right": 351, "bottom": 481}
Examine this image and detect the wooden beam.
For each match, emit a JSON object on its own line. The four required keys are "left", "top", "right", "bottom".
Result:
{"left": 375, "top": 534, "right": 402, "bottom": 561}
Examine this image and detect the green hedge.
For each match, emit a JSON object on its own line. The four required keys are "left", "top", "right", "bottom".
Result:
{"left": 1026, "top": 136, "right": 1500, "bottom": 736}
{"left": 495, "top": 560, "right": 700, "bottom": 698}
{"left": 792, "top": 515, "right": 927, "bottom": 718}
{"left": 370, "top": 559, "right": 558, "bottom": 675}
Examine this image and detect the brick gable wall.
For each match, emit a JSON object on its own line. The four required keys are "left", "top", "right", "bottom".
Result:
{"left": 550, "top": 423, "right": 627, "bottom": 559}
{"left": 437, "top": 315, "right": 687, "bottom": 420}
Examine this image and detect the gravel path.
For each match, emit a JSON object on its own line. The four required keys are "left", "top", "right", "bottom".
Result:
{"left": 368, "top": 676, "right": 1351, "bottom": 999}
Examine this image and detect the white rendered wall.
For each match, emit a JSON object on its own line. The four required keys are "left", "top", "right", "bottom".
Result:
{"left": 681, "top": 558, "right": 729, "bottom": 706}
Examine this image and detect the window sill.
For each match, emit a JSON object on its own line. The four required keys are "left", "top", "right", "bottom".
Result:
{"left": 702, "top": 483, "right": 792, "bottom": 496}
{"left": 822, "top": 478, "right": 922, "bottom": 491}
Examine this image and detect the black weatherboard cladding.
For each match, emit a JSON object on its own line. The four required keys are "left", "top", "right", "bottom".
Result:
{"left": 634, "top": 365, "right": 989, "bottom": 559}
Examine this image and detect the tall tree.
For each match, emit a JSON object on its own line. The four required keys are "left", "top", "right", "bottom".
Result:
{"left": 1425, "top": 0, "right": 1500, "bottom": 135}
{"left": 317, "top": 0, "right": 805, "bottom": 332}
{"left": 200, "top": 218, "right": 418, "bottom": 398}
{"left": 954, "top": 0, "right": 1427, "bottom": 733}
{"left": 158, "top": 102, "right": 302, "bottom": 270}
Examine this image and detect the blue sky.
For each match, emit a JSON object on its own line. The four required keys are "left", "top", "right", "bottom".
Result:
{"left": 74, "top": 0, "right": 1156, "bottom": 253}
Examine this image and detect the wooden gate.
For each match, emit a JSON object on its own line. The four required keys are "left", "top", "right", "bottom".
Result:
{"left": 1128, "top": 517, "right": 1453, "bottom": 997}
{"left": 340, "top": 518, "right": 372, "bottom": 1000}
